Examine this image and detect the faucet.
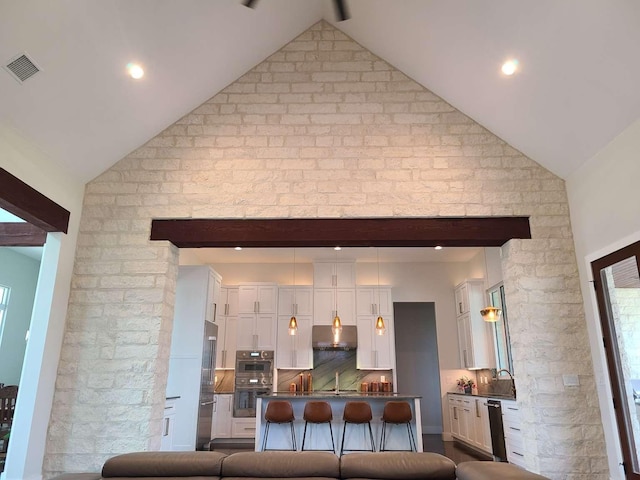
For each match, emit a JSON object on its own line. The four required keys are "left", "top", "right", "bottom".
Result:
{"left": 496, "top": 369, "right": 516, "bottom": 398}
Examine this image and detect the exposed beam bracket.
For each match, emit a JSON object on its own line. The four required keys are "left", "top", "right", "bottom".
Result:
{"left": 0, "top": 222, "right": 47, "bottom": 246}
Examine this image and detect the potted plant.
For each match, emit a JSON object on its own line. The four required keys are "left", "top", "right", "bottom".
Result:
{"left": 457, "top": 376, "right": 475, "bottom": 394}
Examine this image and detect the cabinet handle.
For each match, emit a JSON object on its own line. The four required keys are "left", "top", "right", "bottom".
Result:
{"left": 244, "top": 427, "right": 256, "bottom": 431}
{"left": 507, "top": 407, "right": 518, "bottom": 411}
{"left": 475, "top": 399, "right": 480, "bottom": 418}
{"left": 225, "top": 303, "right": 229, "bottom": 316}
{"left": 512, "top": 451, "right": 524, "bottom": 457}
{"left": 332, "top": 274, "right": 337, "bottom": 286}
{"left": 459, "top": 302, "right": 463, "bottom": 314}
{"left": 208, "top": 337, "right": 215, "bottom": 384}
{"left": 453, "top": 406, "right": 458, "bottom": 420}
{"left": 163, "top": 417, "right": 170, "bottom": 436}
{"left": 509, "top": 426, "right": 521, "bottom": 432}
{"left": 463, "top": 350, "right": 469, "bottom": 368}
{"left": 222, "top": 350, "right": 227, "bottom": 368}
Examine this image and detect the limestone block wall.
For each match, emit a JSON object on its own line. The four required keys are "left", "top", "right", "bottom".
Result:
{"left": 44, "top": 21, "right": 607, "bottom": 479}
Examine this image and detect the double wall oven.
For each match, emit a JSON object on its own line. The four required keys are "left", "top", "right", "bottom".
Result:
{"left": 233, "top": 350, "right": 273, "bottom": 417}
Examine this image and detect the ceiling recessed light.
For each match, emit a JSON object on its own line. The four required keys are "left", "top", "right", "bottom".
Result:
{"left": 234, "top": 246, "right": 242, "bottom": 251}
{"left": 334, "top": 246, "right": 341, "bottom": 251}
{"left": 501, "top": 59, "right": 519, "bottom": 76}
{"left": 434, "top": 246, "right": 443, "bottom": 250}
{"left": 126, "top": 62, "right": 144, "bottom": 79}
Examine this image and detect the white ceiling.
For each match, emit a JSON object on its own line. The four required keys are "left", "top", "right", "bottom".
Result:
{"left": 1, "top": 0, "right": 639, "bottom": 184}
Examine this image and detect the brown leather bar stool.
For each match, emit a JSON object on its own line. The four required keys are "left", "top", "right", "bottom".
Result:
{"left": 262, "top": 400, "right": 296, "bottom": 451}
{"left": 340, "top": 401, "right": 375, "bottom": 455}
{"left": 380, "top": 401, "right": 416, "bottom": 451}
{"left": 301, "top": 401, "right": 335, "bottom": 452}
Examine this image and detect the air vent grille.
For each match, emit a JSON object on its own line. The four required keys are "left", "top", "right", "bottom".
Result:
{"left": 4, "top": 53, "right": 40, "bottom": 83}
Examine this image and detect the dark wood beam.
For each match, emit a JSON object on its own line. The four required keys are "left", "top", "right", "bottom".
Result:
{"left": 150, "top": 217, "right": 531, "bottom": 248}
{"left": 0, "top": 168, "right": 70, "bottom": 233}
{"left": 0, "top": 222, "right": 47, "bottom": 246}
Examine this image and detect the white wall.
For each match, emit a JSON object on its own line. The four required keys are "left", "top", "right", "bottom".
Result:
{"left": 0, "top": 126, "right": 84, "bottom": 480}
{"left": 566, "top": 117, "right": 640, "bottom": 480}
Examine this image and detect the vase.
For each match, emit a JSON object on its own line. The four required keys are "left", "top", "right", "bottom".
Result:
{"left": 464, "top": 385, "right": 472, "bottom": 394}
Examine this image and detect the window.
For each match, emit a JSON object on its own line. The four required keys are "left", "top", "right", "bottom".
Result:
{"left": 0, "top": 284, "right": 9, "bottom": 329}
{"left": 488, "top": 283, "right": 513, "bottom": 373}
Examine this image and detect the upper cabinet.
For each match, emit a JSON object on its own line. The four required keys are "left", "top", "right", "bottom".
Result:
{"left": 278, "top": 286, "right": 313, "bottom": 316}
{"left": 215, "top": 286, "right": 238, "bottom": 369}
{"left": 312, "top": 288, "right": 356, "bottom": 326}
{"left": 313, "top": 262, "right": 356, "bottom": 288}
{"left": 454, "top": 280, "right": 495, "bottom": 370}
{"left": 238, "top": 284, "right": 278, "bottom": 314}
{"left": 356, "top": 286, "right": 393, "bottom": 317}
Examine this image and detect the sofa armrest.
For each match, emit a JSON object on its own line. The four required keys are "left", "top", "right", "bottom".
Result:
{"left": 221, "top": 451, "right": 339, "bottom": 478}
{"left": 49, "top": 474, "right": 102, "bottom": 480}
{"left": 456, "top": 461, "right": 551, "bottom": 480}
{"left": 101, "top": 451, "right": 227, "bottom": 478}
{"left": 340, "top": 452, "right": 456, "bottom": 479}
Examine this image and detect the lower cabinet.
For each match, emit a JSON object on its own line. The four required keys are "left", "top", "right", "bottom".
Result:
{"left": 502, "top": 400, "right": 526, "bottom": 467}
{"left": 448, "top": 393, "right": 491, "bottom": 455}
{"left": 211, "top": 394, "right": 233, "bottom": 439}
{"left": 160, "top": 398, "right": 177, "bottom": 451}
{"left": 231, "top": 418, "right": 258, "bottom": 438}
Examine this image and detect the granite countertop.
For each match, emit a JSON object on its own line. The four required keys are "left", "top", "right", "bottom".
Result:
{"left": 448, "top": 391, "right": 516, "bottom": 400}
{"left": 264, "top": 391, "right": 422, "bottom": 399}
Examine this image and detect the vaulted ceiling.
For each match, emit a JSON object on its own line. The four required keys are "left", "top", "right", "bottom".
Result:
{"left": 1, "top": 0, "right": 639, "bottom": 184}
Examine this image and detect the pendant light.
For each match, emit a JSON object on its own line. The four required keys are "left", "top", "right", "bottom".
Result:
{"left": 375, "top": 248, "right": 386, "bottom": 335}
{"left": 332, "top": 249, "right": 342, "bottom": 336}
{"left": 481, "top": 248, "right": 502, "bottom": 322}
{"left": 288, "top": 248, "right": 298, "bottom": 335}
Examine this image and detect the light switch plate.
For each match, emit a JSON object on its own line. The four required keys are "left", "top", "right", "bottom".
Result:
{"left": 562, "top": 374, "right": 580, "bottom": 387}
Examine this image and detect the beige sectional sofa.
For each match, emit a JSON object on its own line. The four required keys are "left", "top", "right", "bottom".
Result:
{"left": 51, "top": 450, "right": 549, "bottom": 480}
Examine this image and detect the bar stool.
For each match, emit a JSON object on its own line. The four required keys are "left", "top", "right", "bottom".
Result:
{"left": 301, "top": 401, "right": 335, "bottom": 452}
{"left": 262, "top": 400, "right": 296, "bottom": 451}
{"left": 379, "top": 401, "right": 416, "bottom": 452}
{"left": 340, "top": 401, "right": 375, "bottom": 455}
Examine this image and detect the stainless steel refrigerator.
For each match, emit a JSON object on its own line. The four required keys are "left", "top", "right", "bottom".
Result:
{"left": 196, "top": 321, "right": 217, "bottom": 451}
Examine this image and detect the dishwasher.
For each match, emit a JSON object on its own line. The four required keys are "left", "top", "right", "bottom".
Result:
{"left": 486, "top": 399, "right": 507, "bottom": 462}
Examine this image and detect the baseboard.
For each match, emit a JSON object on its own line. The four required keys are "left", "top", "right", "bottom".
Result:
{"left": 441, "top": 432, "right": 453, "bottom": 442}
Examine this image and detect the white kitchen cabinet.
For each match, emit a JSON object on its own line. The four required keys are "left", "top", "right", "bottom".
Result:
{"left": 238, "top": 284, "right": 278, "bottom": 314}
{"left": 471, "top": 397, "right": 492, "bottom": 454}
{"left": 356, "top": 286, "right": 393, "bottom": 316}
{"left": 276, "top": 315, "right": 313, "bottom": 369}
{"left": 215, "top": 287, "right": 238, "bottom": 369}
{"left": 278, "top": 286, "right": 313, "bottom": 316}
{"left": 231, "top": 418, "right": 258, "bottom": 438}
{"left": 165, "top": 266, "right": 221, "bottom": 451}
{"left": 313, "top": 262, "right": 356, "bottom": 288}
{"left": 448, "top": 396, "right": 460, "bottom": 438}
{"left": 313, "top": 288, "right": 356, "bottom": 326}
{"left": 356, "top": 315, "right": 395, "bottom": 370}
{"left": 454, "top": 280, "right": 495, "bottom": 370}
{"left": 160, "top": 397, "right": 177, "bottom": 451}
{"left": 211, "top": 394, "right": 233, "bottom": 439}
{"left": 236, "top": 313, "right": 277, "bottom": 350}
{"left": 502, "top": 399, "right": 525, "bottom": 467}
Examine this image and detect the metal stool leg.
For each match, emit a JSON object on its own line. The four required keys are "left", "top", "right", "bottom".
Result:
{"left": 301, "top": 421, "right": 309, "bottom": 450}
{"left": 328, "top": 422, "right": 335, "bottom": 453}
{"left": 340, "top": 422, "right": 348, "bottom": 455}
{"left": 407, "top": 422, "right": 416, "bottom": 451}
{"left": 367, "top": 421, "right": 375, "bottom": 452}
{"left": 262, "top": 422, "right": 270, "bottom": 451}
{"left": 290, "top": 421, "right": 297, "bottom": 451}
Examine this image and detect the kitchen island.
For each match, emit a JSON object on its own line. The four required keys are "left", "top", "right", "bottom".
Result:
{"left": 255, "top": 392, "right": 423, "bottom": 452}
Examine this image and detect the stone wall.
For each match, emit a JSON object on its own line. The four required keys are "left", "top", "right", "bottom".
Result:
{"left": 43, "top": 21, "right": 608, "bottom": 479}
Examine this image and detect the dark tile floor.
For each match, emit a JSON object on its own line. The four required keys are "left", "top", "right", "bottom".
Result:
{"left": 210, "top": 434, "right": 491, "bottom": 464}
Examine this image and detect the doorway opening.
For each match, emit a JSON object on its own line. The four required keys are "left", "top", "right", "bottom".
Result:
{"left": 592, "top": 240, "right": 640, "bottom": 479}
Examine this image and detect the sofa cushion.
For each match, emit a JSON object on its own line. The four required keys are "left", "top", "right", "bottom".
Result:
{"left": 101, "top": 451, "right": 226, "bottom": 478}
{"left": 340, "top": 452, "right": 456, "bottom": 479}
{"left": 221, "top": 451, "right": 339, "bottom": 479}
{"left": 456, "top": 461, "right": 551, "bottom": 480}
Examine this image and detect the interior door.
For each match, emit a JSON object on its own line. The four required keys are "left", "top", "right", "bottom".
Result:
{"left": 592, "top": 240, "right": 640, "bottom": 479}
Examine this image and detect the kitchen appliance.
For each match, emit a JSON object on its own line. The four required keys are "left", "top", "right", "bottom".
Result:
{"left": 196, "top": 321, "right": 217, "bottom": 450}
{"left": 486, "top": 399, "right": 507, "bottom": 461}
{"left": 233, "top": 350, "right": 274, "bottom": 417}
{"left": 311, "top": 325, "right": 357, "bottom": 350}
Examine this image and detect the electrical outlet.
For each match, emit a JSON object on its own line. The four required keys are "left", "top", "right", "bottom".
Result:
{"left": 563, "top": 374, "right": 580, "bottom": 387}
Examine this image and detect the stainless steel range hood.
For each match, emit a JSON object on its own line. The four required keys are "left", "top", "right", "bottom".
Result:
{"left": 312, "top": 325, "right": 357, "bottom": 350}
